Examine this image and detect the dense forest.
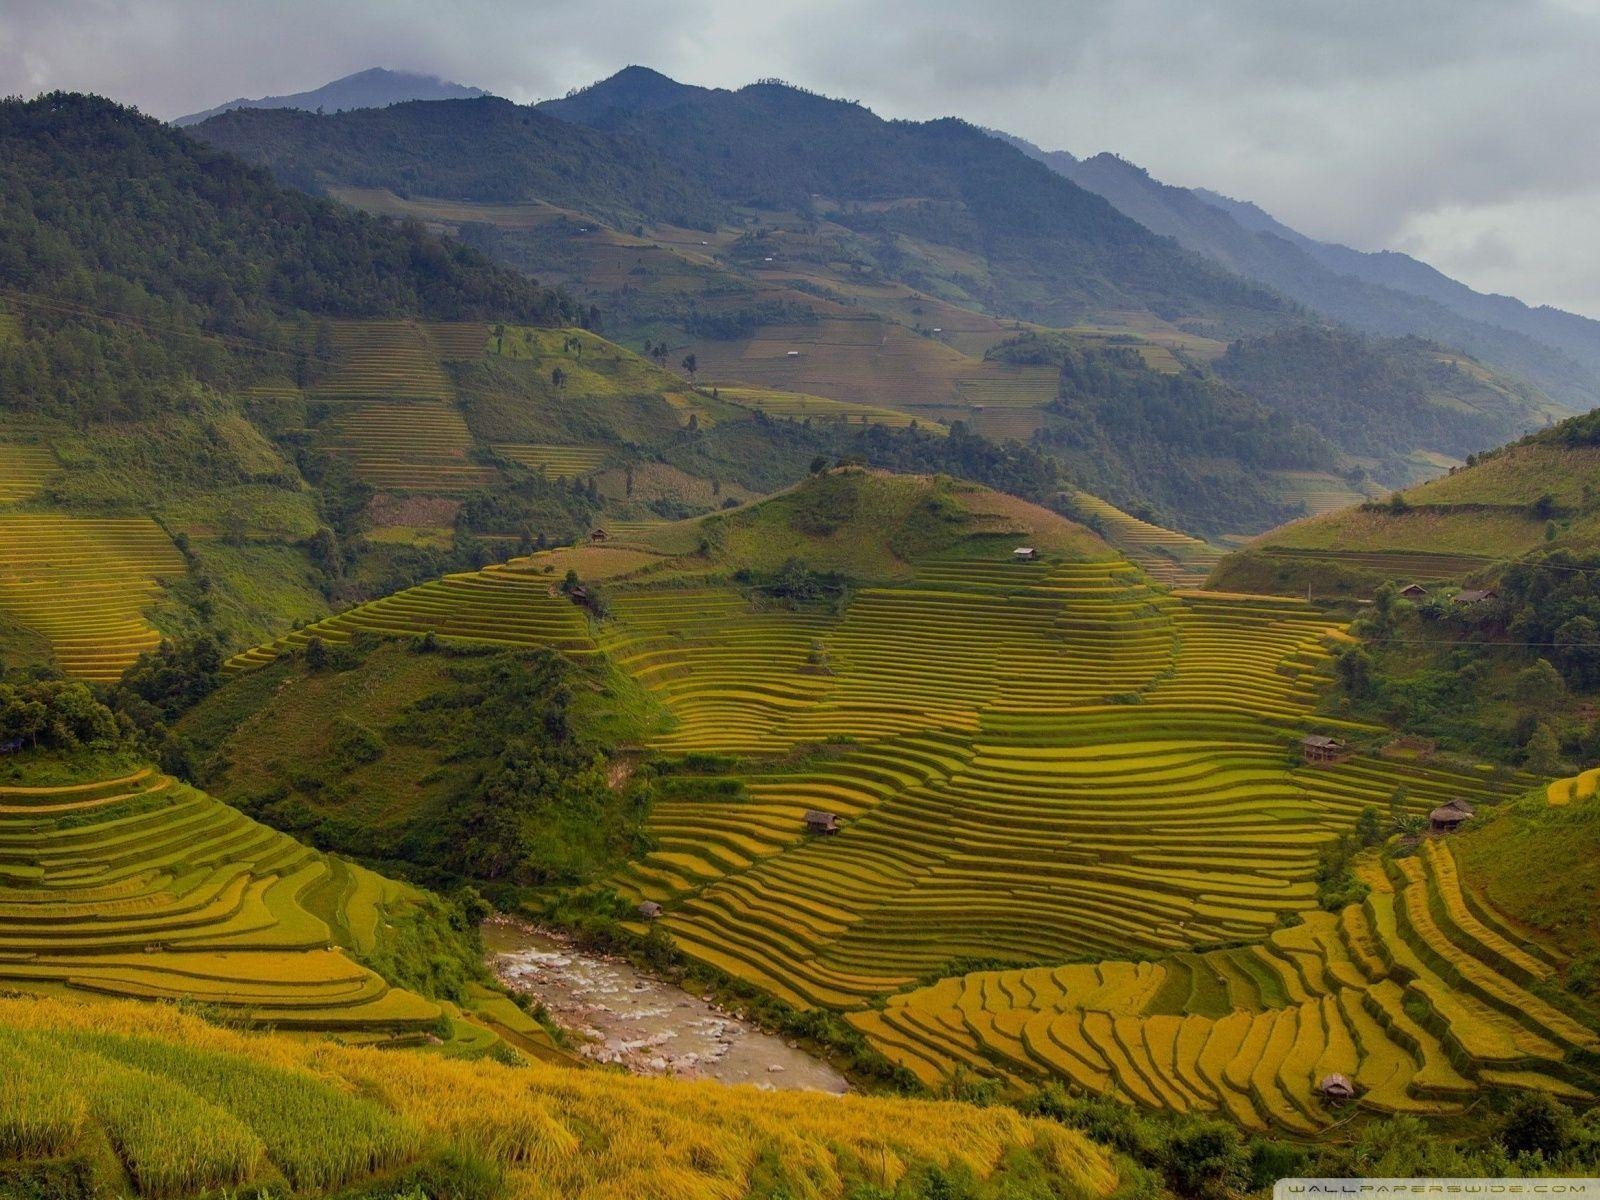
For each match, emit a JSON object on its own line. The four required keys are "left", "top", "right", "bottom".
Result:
{"left": 990, "top": 333, "right": 1326, "bottom": 532}
{"left": 0, "top": 93, "right": 578, "bottom": 421}
{"left": 192, "top": 97, "right": 727, "bottom": 231}
{"left": 1216, "top": 325, "right": 1551, "bottom": 477}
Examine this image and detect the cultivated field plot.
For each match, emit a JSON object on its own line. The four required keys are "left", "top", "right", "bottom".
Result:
{"left": 0, "top": 770, "right": 441, "bottom": 1034}
{"left": 0, "top": 993, "right": 1117, "bottom": 1200}
{"left": 1271, "top": 470, "right": 1375, "bottom": 519}
{"left": 494, "top": 442, "right": 611, "bottom": 478}
{"left": 605, "top": 559, "right": 1537, "bottom": 1016}
{"left": 858, "top": 839, "right": 1594, "bottom": 1126}
{"left": 1256, "top": 546, "right": 1497, "bottom": 582}
{"left": 1064, "top": 490, "right": 1223, "bottom": 587}
{"left": 320, "top": 400, "right": 496, "bottom": 493}
{"left": 714, "top": 386, "right": 946, "bottom": 431}
{"left": 0, "top": 514, "right": 184, "bottom": 680}
{"left": 311, "top": 320, "right": 454, "bottom": 402}
{"left": 225, "top": 566, "right": 598, "bottom": 671}
{"left": 0, "top": 442, "right": 59, "bottom": 501}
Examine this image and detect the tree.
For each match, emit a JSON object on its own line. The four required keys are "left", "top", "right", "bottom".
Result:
{"left": 1525, "top": 721, "right": 1562, "bottom": 775}
{"left": 1335, "top": 647, "right": 1373, "bottom": 699}
{"left": 304, "top": 635, "right": 329, "bottom": 671}
{"left": 1513, "top": 658, "right": 1566, "bottom": 717}
{"left": 551, "top": 366, "right": 566, "bottom": 389}
{"left": 1356, "top": 805, "right": 1383, "bottom": 846}
{"left": 680, "top": 352, "right": 697, "bottom": 379}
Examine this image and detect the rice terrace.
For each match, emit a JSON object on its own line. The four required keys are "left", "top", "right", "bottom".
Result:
{"left": 6, "top": 20, "right": 1600, "bottom": 1200}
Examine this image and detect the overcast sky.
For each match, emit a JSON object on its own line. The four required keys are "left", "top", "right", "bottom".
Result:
{"left": 5, "top": 0, "right": 1600, "bottom": 317}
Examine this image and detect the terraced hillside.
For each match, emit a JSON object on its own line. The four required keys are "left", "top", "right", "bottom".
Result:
{"left": 0, "top": 994, "right": 1118, "bottom": 1200}
{"left": 0, "top": 441, "right": 59, "bottom": 501}
{"left": 322, "top": 400, "right": 497, "bottom": 492}
{"left": 609, "top": 568, "right": 1531, "bottom": 1008}
{"left": 312, "top": 319, "right": 454, "bottom": 402}
{"left": 494, "top": 442, "right": 611, "bottom": 478}
{"left": 226, "top": 564, "right": 599, "bottom": 671}
{"left": 0, "top": 515, "right": 185, "bottom": 680}
{"left": 856, "top": 839, "right": 1594, "bottom": 1129}
{"left": 1062, "top": 490, "right": 1224, "bottom": 587}
{"left": 0, "top": 768, "right": 442, "bottom": 1034}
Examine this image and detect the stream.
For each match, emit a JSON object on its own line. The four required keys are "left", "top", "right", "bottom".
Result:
{"left": 484, "top": 919, "right": 850, "bottom": 1093}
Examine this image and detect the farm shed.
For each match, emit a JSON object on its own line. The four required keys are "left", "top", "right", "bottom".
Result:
{"left": 804, "top": 810, "right": 841, "bottom": 835}
{"left": 637, "top": 901, "right": 663, "bottom": 920}
{"left": 1399, "top": 584, "right": 1428, "bottom": 599}
{"left": 1012, "top": 547, "right": 1039, "bottom": 562}
{"left": 589, "top": 527, "right": 610, "bottom": 542}
{"left": 1429, "top": 798, "right": 1474, "bottom": 833}
{"left": 1453, "top": 588, "right": 1498, "bottom": 605}
{"left": 1300, "top": 734, "right": 1350, "bottom": 765}
{"left": 1318, "top": 1073, "right": 1356, "bottom": 1100}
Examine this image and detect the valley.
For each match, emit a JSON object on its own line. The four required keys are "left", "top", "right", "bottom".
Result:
{"left": 3, "top": 53, "right": 1600, "bottom": 1200}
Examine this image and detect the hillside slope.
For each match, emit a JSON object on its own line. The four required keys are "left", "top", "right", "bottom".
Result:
{"left": 0, "top": 993, "right": 1117, "bottom": 1200}
{"left": 1213, "top": 406, "right": 1600, "bottom": 599}
{"left": 1005, "top": 136, "right": 1598, "bottom": 411}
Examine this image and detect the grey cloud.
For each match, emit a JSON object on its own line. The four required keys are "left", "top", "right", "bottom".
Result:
{"left": 2, "top": 0, "right": 1599, "bottom": 314}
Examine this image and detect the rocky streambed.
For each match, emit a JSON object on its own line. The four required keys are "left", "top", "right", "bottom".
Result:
{"left": 484, "top": 919, "right": 849, "bottom": 1093}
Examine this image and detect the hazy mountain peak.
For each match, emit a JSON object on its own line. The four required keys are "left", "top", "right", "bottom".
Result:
{"left": 172, "top": 67, "right": 488, "bottom": 127}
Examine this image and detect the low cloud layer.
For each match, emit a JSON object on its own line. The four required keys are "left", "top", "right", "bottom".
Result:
{"left": 5, "top": 0, "right": 1600, "bottom": 316}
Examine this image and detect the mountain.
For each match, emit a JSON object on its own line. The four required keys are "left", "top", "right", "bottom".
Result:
{"left": 534, "top": 69, "right": 1288, "bottom": 332}
{"left": 171, "top": 66, "right": 488, "bottom": 126}
{"left": 1001, "top": 135, "right": 1600, "bottom": 411}
{"left": 191, "top": 94, "right": 728, "bottom": 230}
{"left": 1196, "top": 184, "right": 1600, "bottom": 378}
{"left": 184, "top": 69, "right": 1571, "bottom": 536}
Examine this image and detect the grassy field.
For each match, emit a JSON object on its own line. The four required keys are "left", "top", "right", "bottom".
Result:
{"left": 0, "top": 514, "right": 185, "bottom": 680}
{"left": 0, "top": 993, "right": 1118, "bottom": 1200}
{"left": 0, "top": 765, "right": 445, "bottom": 1035}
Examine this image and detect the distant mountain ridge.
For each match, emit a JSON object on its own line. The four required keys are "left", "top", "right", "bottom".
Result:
{"left": 994, "top": 131, "right": 1600, "bottom": 409}
{"left": 172, "top": 67, "right": 487, "bottom": 127}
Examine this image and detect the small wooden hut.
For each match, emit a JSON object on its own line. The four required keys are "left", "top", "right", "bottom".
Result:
{"left": 1301, "top": 734, "right": 1350, "bottom": 765}
{"left": 804, "top": 810, "right": 841, "bottom": 835}
{"left": 1429, "top": 798, "right": 1474, "bottom": 834}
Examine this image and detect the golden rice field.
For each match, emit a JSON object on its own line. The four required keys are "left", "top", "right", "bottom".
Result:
{"left": 0, "top": 769, "right": 441, "bottom": 1035}
{"left": 423, "top": 320, "right": 491, "bottom": 360}
{"left": 321, "top": 399, "right": 497, "bottom": 493}
{"left": 0, "top": 442, "right": 59, "bottom": 502}
{"left": 225, "top": 565, "right": 598, "bottom": 672}
{"left": 0, "top": 514, "right": 185, "bottom": 680}
{"left": 311, "top": 319, "right": 454, "bottom": 402}
{"left": 0, "top": 994, "right": 1118, "bottom": 1200}
{"left": 1547, "top": 764, "right": 1600, "bottom": 806}
{"left": 856, "top": 840, "right": 1596, "bottom": 1128}
{"left": 605, "top": 560, "right": 1532, "bottom": 1010}
{"left": 495, "top": 443, "right": 611, "bottom": 478}
{"left": 1063, "top": 490, "right": 1224, "bottom": 587}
